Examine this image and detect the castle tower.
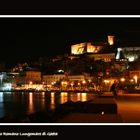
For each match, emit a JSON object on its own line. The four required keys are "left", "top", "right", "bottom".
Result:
{"left": 108, "top": 35, "right": 114, "bottom": 45}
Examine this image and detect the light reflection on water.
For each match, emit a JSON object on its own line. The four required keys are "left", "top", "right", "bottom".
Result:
{"left": 81, "top": 93, "right": 87, "bottom": 102}
{"left": 40, "top": 92, "right": 45, "bottom": 111}
{"left": 50, "top": 92, "right": 55, "bottom": 110}
{"left": 28, "top": 92, "right": 34, "bottom": 114}
{"left": 60, "top": 92, "right": 68, "bottom": 104}
{"left": 0, "top": 91, "right": 95, "bottom": 119}
{"left": 0, "top": 92, "right": 4, "bottom": 118}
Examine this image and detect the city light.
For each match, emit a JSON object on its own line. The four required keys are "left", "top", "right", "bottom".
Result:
{"left": 101, "top": 111, "right": 104, "bottom": 115}
{"left": 60, "top": 92, "right": 68, "bottom": 104}
{"left": 130, "top": 79, "right": 134, "bottom": 82}
{"left": 108, "top": 35, "right": 114, "bottom": 45}
{"left": 29, "top": 81, "right": 33, "bottom": 85}
{"left": 128, "top": 56, "right": 135, "bottom": 62}
{"left": 116, "top": 48, "right": 122, "bottom": 59}
{"left": 82, "top": 80, "right": 86, "bottom": 84}
{"left": 104, "top": 80, "right": 110, "bottom": 83}
{"left": 2, "top": 83, "right": 12, "bottom": 91}
{"left": 120, "top": 78, "right": 125, "bottom": 82}
{"left": 78, "top": 82, "right": 81, "bottom": 86}
{"left": 133, "top": 75, "right": 138, "bottom": 84}
{"left": 81, "top": 93, "right": 87, "bottom": 102}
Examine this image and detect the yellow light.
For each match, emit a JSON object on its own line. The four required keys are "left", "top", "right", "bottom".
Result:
{"left": 61, "top": 81, "right": 68, "bottom": 87}
{"left": 77, "top": 93, "right": 81, "bottom": 101}
{"left": 60, "top": 92, "right": 68, "bottom": 104}
{"left": 51, "top": 92, "right": 55, "bottom": 98}
{"left": 130, "top": 79, "right": 134, "bottom": 82}
{"left": 87, "top": 43, "right": 96, "bottom": 53}
{"left": 108, "top": 35, "right": 114, "bottom": 45}
{"left": 133, "top": 75, "right": 138, "bottom": 84}
{"left": 78, "top": 82, "right": 81, "bottom": 86}
{"left": 120, "top": 78, "right": 125, "bottom": 82}
{"left": 71, "top": 82, "right": 74, "bottom": 86}
{"left": 81, "top": 93, "right": 87, "bottom": 102}
{"left": 29, "top": 81, "right": 33, "bottom": 85}
{"left": 101, "top": 111, "right": 104, "bottom": 115}
{"left": 104, "top": 80, "right": 110, "bottom": 83}
{"left": 82, "top": 80, "right": 86, "bottom": 84}
{"left": 28, "top": 92, "right": 34, "bottom": 113}
{"left": 50, "top": 92, "right": 55, "bottom": 110}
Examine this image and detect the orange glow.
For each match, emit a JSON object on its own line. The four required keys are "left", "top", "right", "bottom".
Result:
{"left": 51, "top": 82, "right": 54, "bottom": 85}
{"left": 104, "top": 80, "right": 110, "bottom": 83}
{"left": 101, "top": 111, "right": 104, "bottom": 115}
{"left": 120, "top": 78, "right": 125, "bottom": 82}
{"left": 77, "top": 93, "right": 81, "bottom": 101}
{"left": 133, "top": 75, "right": 138, "bottom": 84}
{"left": 61, "top": 81, "right": 68, "bottom": 87}
{"left": 50, "top": 92, "right": 55, "bottom": 110}
{"left": 81, "top": 93, "right": 87, "bottom": 102}
{"left": 40, "top": 92, "right": 45, "bottom": 110}
{"left": 82, "top": 80, "right": 86, "bottom": 84}
{"left": 29, "top": 81, "right": 33, "bottom": 85}
{"left": 87, "top": 43, "right": 101, "bottom": 53}
{"left": 28, "top": 92, "right": 34, "bottom": 114}
{"left": 24, "top": 84, "right": 44, "bottom": 90}
{"left": 87, "top": 43, "right": 96, "bottom": 53}
{"left": 71, "top": 82, "right": 74, "bottom": 86}
{"left": 60, "top": 92, "right": 68, "bottom": 104}
{"left": 78, "top": 82, "right": 81, "bottom": 86}
{"left": 130, "top": 79, "right": 134, "bottom": 82}
{"left": 71, "top": 43, "right": 86, "bottom": 55}
{"left": 108, "top": 35, "right": 114, "bottom": 45}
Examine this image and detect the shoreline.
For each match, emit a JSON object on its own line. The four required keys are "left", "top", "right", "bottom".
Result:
{"left": 0, "top": 89, "right": 97, "bottom": 93}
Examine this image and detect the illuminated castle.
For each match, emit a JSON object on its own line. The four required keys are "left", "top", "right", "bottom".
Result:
{"left": 70, "top": 35, "right": 116, "bottom": 62}
{"left": 70, "top": 35, "right": 140, "bottom": 62}
{"left": 71, "top": 35, "right": 115, "bottom": 55}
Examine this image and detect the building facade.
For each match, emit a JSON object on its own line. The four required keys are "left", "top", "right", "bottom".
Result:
{"left": 25, "top": 71, "right": 41, "bottom": 84}
{"left": 42, "top": 74, "right": 65, "bottom": 85}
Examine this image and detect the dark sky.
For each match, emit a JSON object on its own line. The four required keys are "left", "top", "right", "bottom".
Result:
{"left": 1, "top": 17, "right": 140, "bottom": 66}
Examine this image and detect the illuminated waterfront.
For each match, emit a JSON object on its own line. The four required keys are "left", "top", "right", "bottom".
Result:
{"left": 1, "top": 91, "right": 140, "bottom": 122}
{"left": 0, "top": 91, "right": 95, "bottom": 120}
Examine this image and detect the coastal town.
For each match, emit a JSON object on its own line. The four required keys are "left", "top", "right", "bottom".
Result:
{"left": 0, "top": 35, "right": 139, "bottom": 94}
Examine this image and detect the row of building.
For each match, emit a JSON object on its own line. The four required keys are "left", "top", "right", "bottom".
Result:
{"left": 0, "top": 70, "right": 93, "bottom": 90}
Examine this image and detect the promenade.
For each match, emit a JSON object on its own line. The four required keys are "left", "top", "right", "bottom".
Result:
{"left": 116, "top": 92, "right": 140, "bottom": 123}
{"left": 57, "top": 91, "right": 140, "bottom": 123}
{"left": 98, "top": 91, "right": 140, "bottom": 123}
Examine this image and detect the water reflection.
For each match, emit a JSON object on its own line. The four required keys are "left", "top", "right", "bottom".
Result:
{"left": 77, "top": 93, "right": 81, "bottom": 101}
{"left": 0, "top": 92, "right": 4, "bottom": 118}
{"left": 50, "top": 92, "right": 55, "bottom": 110}
{"left": 60, "top": 92, "right": 88, "bottom": 103}
{"left": 60, "top": 92, "right": 68, "bottom": 104}
{"left": 0, "top": 91, "right": 94, "bottom": 119}
{"left": 40, "top": 92, "right": 45, "bottom": 110}
{"left": 0, "top": 92, "right": 3, "bottom": 102}
{"left": 70, "top": 93, "right": 87, "bottom": 102}
{"left": 28, "top": 92, "right": 34, "bottom": 114}
{"left": 81, "top": 93, "right": 87, "bottom": 102}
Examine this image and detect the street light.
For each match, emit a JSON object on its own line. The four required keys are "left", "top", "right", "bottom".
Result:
{"left": 29, "top": 81, "right": 33, "bottom": 85}
{"left": 82, "top": 80, "right": 86, "bottom": 84}
{"left": 133, "top": 75, "right": 138, "bottom": 84}
{"left": 120, "top": 77, "right": 125, "bottom": 82}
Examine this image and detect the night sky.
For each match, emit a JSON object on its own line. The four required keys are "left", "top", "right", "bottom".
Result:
{"left": 1, "top": 17, "right": 140, "bottom": 66}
